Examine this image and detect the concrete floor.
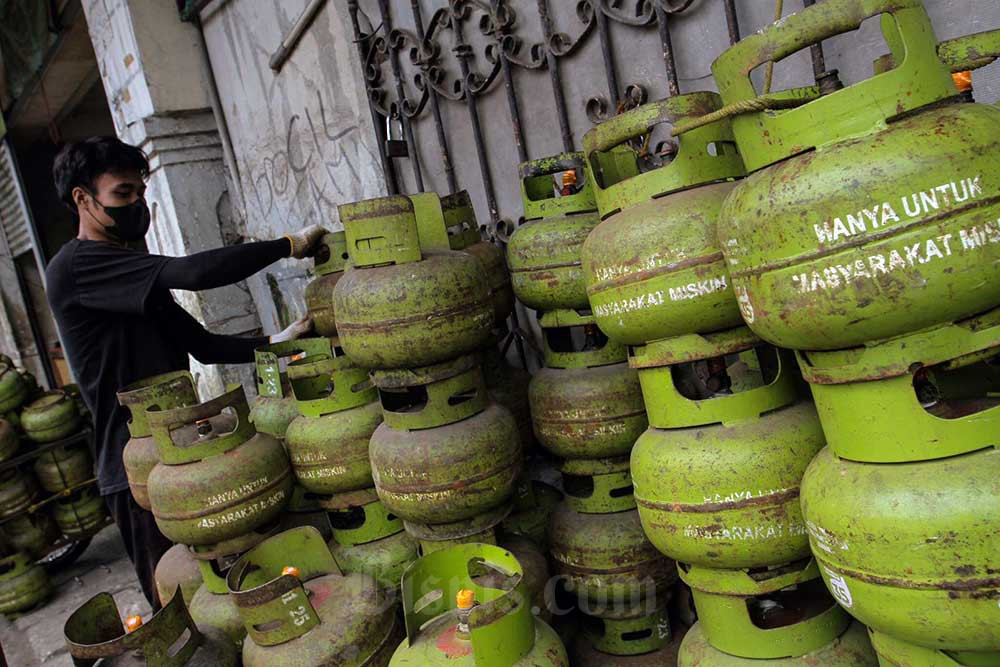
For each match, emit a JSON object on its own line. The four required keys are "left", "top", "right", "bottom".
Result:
{"left": 0, "top": 526, "right": 149, "bottom": 666}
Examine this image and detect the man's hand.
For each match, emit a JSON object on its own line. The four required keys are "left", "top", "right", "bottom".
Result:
{"left": 284, "top": 225, "right": 326, "bottom": 259}
{"left": 270, "top": 315, "right": 313, "bottom": 343}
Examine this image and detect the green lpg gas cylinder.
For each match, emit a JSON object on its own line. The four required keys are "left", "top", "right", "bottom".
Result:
{"left": 0, "top": 360, "right": 28, "bottom": 414}
{"left": 250, "top": 340, "right": 308, "bottom": 441}
{"left": 869, "top": 629, "right": 999, "bottom": 667}
{"left": 52, "top": 486, "right": 107, "bottom": 538}
{"left": 801, "top": 446, "right": 1000, "bottom": 653}
{"left": 326, "top": 492, "right": 418, "bottom": 591}
{"left": 0, "top": 512, "right": 59, "bottom": 559}
{"left": 146, "top": 386, "right": 293, "bottom": 546}
{"left": 404, "top": 503, "right": 507, "bottom": 556}
{"left": 439, "top": 191, "right": 515, "bottom": 324}
{"left": 190, "top": 556, "right": 246, "bottom": 647}
{"left": 796, "top": 307, "right": 1000, "bottom": 463}
{"left": 0, "top": 552, "right": 51, "bottom": 614}
{"left": 21, "top": 390, "right": 80, "bottom": 443}
{"left": 118, "top": 371, "right": 200, "bottom": 511}
{"left": 388, "top": 543, "right": 569, "bottom": 666}
{"left": 63, "top": 383, "right": 90, "bottom": 424}
{"left": 571, "top": 599, "right": 678, "bottom": 665}
{"left": 304, "top": 231, "right": 348, "bottom": 337}
{"left": 679, "top": 559, "right": 851, "bottom": 659}
{"left": 549, "top": 458, "right": 677, "bottom": 615}
{"left": 0, "top": 418, "right": 18, "bottom": 461}
{"left": 529, "top": 310, "right": 647, "bottom": 460}
{"left": 712, "top": 0, "right": 1000, "bottom": 350}
{"left": 481, "top": 338, "right": 533, "bottom": 450}
{"left": 678, "top": 620, "right": 877, "bottom": 667}
{"left": 630, "top": 333, "right": 821, "bottom": 569}
{"left": 64, "top": 589, "right": 238, "bottom": 666}
{"left": 154, "top": 543, "right": 202, "bottom": 607}
{"left": 369, "top": 357, "right": 522, "bottom": 525}
{"left": 0, "top": 469, "right": 36, "bottom": 519}
{"left": 508, "top": 153, "right": 601, "bottom": 311}
{"left": 284, "top": 341, "right": 382, "bottom": 495}
{"left": 276, "top": 483, "right": 333, "bottom": 540}
{"left": 34, "top": 444, "right": 92, "bottom": 492}
{"left": 582, "top": 93, "right": 746, "bottom": 347}
{"left": 501, "top": 478, "right": 562, "bottom": 549}
{"left": 334, "top": 194, "right": 493, "bottom": 369}
{"left": 229, "top": 526, "right": 401, "bottom": 667}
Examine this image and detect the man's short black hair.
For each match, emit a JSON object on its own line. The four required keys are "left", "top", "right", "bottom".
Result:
{"left": 53, "top": 136, "right": 150, "bottom": 212}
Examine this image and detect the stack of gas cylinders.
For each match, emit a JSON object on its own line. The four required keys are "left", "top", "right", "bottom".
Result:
{"left": 707, "top": 2, "right": 1000, "bottom": 665}
{"left": 0, "top": 354, "right": 102, "bottom": 616}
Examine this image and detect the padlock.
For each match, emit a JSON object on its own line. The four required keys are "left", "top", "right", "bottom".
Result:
{"left": 386, "top": 115, "right": 408, "bottom": 158}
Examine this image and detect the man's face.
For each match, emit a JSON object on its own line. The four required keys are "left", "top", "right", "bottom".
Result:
{"left": 88, "top": 170, "right": 146, "bottom": 208}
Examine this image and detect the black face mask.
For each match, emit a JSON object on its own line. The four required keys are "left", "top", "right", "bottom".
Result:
{"left": 88, "top": 191, "right": 151, "bottom": 242}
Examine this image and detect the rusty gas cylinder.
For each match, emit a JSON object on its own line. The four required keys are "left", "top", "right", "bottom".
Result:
{"left": 368, "top": 355, "right": 522, "bottom": 526}
{"left": 21, "top": 390, "right": 81, "bottom": 443}
{"left": 439, "top": 191, "right": 515, "bottom": 324}
{"left": 64, "top": 589, "right": 238, "bottom": 666}
{"left": 146, "top": 386, "right": 293, "bottom": 547}
{"left": 34, "top": 444, "right": 92, "bottom": 492}
{"left": 334, "top": 195, "right": 494, "bottom": 369}
{"left": 249, "top": 341, "right": 308, "bottom": 441}
{"left": 325, "top": 492, "right": 418, "bottom": 592}
{"left": 0, "top": 469, "right": 37, "bottom": 519}
{"left": 189, "top": 556, "right": 246, "bottom": 647}
{"left": 549, "top": 458, "right": 676, "bottom": 616}
{"left": 304, "top": 231, "right": 348, "bottom": 337}
{"left": 582, "top": 93, "right": 746, "bottom": 347}
{"left": 0, "top": 360, "right": 28, "bottom": 415}
{"left": 52, "top": 486, "right": 107, "bottom": 538}
{"left": 712, "top": 0, "right": 1000, "bottom": 349}
{"left": 529, "top": 310, "right": 646, "bottom": 460}
{"left": 0, "top": 512, "right": 59, "bottom": 559}
{"left": 118, "top": 371, "right": 200, "bottom": 511}
{"left": 229, "top": 526, "right": 402, "bottom": 666}
{"left": 677, "top": 620, "right": 877, "bottom": 666}
{"left": 571, "top": 599, "right": 679, "bottom": 665}
{"left": 501, "top": 478, "right": 563, "bottom": 550}
{"left": 0, "top": 552, "right": 51, "bottom": 614}
{"left": 508, "top": 153, "right": 601, "bottom": 312}
{"left": 284, "top": 340, "right": 382, "bottom": 495}
{"left": 388, "top": 543, "right": 569, "bottom": 666}
{"left": 155, "top": 544, "right": 203, "bottom": 608}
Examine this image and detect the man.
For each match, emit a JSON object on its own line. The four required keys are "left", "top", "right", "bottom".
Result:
{"left": 46, "top": 136, "right": 323, "bottom": 609}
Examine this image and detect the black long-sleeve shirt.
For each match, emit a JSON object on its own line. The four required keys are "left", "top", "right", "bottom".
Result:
{"left": 46, "top": 237, "right": 290, "bottom": 494}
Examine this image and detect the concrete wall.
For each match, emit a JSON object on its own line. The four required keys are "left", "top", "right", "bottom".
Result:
{"left": 195, "top": 0, "right": 1000, "bottom": 330}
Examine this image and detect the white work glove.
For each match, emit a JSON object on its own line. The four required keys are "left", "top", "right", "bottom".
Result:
{"left": 284, "top": 225, "right": 326, "bottom": 259}
{"left": 269, "top": 315, "right": 313, "bottom": 343}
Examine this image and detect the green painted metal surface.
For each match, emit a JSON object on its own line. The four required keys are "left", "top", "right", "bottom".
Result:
{"left": 870, "top": 629, "right": 1000, "bottom": 667}
{"left": 632, "top": 400, "right": 825, "bottom": 569}
{"left": 481, "top": 344, "right": 533, "bottom": 449}
{"left": 154, "top": 544, "right": 202, "bottom": 608}
{"left": 0, "top": 552, "right": 50, "bottom": 614}
{"left": 250, "top": 340, "right": 312, "bottom": 440}
{"left": 229, "top": 526, "right": 400, "bottom": 666}
{"left": 305, "top": 231, "right": 348, "bottom": 337}
{"left": 335, "top": 195, "right": 494, "bottom": 369}
{"left": 801, "top": 446, "right": 1000, "bottom": 652}
{"left": 937, "top": 29, "right": 1000, "bottom": 73}
{"left": 501, "top": 479, "right": 562, "bottom": 549}
{"left": 549, "top": 480, "right": 676, "bottom": 617}
{"left": 118, "top": 371, "right": 199, "bottom": 511}
{"left": 64, "top": 589, "right": 238, "bottom": 666}
{"left": 327, "top": 495, "right": 417, "bottom": 591}
{"left": 52, "top": 487, "right": 107, "bottom": 538}
{"left": 679, "top": 560, "right": 850, "bottom": 659}
{"left": 509, "top": 153, "right": 600, "bottom": 312}
{"left": 369, "top": 401, "right": 521, "bottom": 525}
{"left": 34, "top": 444, "right": 91, "bottom": 492}
{"left": 190, "top": 558, "right": 245, "bottom": 647}
{"left": 0, "top": 361, "right": 28, "bottom": 414}
{"left": 631, "top": 333, "right": 797, "bottom": 429}
{"left": 678, "top": 621, "right": 877, "bottom": 666}
{"left": 0, "top": 469, "right": 35, "bottom": 519}
{"left": 372, "top": 356, "right": 488, "bottom": 431}
{"left": 403, "top": 503, "right": 508, "bottom": 555}
{"left": 21, "top": 390, "right": 80, "bottom": 443}
{"left": 285, "top": 349, "right": 381, "bottom": 495}
{"left": 0, "top": 418, "right": 16, "bottom": 461}
{"left": 713, "top": 1, "right": 1000, "bottom": 350}
{"left": 538, "top": 309, "right": 630, "bottom": 369}
{"left": 390, "top": 542, "right": 569, "bottom": 666}
{"left": 798, "top": 306, "right": 1000, "bottom": 462}
{"left": 0, "top": 512, "right": 58, "bottom": 559}
{"left": 147, "top": 386, "right": 292, "bottom": 546}
{"left": 580, "top": 598, "right": 671, "bottom": 657}
{"left": 560, "top": 457, "right": 635, "bottom": 514}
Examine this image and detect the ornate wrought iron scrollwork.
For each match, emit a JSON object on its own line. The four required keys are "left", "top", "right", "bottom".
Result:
{"left": 600, "top": 0, "right": 656, "bottom": 27}
{"left": 547, "top": 1, "right": 596, "bottom": 57}
{"left": 388, "top": 28, "right": 430, "bottom": 117}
